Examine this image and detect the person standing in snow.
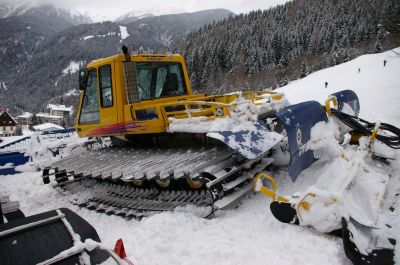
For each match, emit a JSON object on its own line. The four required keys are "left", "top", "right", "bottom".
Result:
{"left": 325, "top": 81, "right": 328, "bottom": 88}
{"left": 384, "top": 59, "right": 387, "bottom": 67}
{"left": 358, "top": 68, "right": 361, "bottom": 73}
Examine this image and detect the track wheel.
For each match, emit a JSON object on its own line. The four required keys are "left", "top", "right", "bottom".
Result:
{"left": 186, "top": 177, "right": 204, "bottom": 189}
{"left": 156, "top": 179, "right": 171, "bottom": 188}
{"left": 132, "top": 180, "right": 143, "bottom": 187}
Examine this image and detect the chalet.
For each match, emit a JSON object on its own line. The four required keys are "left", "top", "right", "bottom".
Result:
{"left": 0, "top": 108, "right": 18, "bottom": 137}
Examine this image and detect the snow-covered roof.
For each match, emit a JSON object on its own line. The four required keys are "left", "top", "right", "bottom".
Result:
{"left": 36, "top": 113, "right": 63, "bottom": 119}
{"left": 0, "top": 108, "right": 18, "bottom": 124}
{"left": 47, "top": 104, "right": 73, "bottom": 112}
{"left": 17, "top": 112, "right": 33, "bottom": 119}
{"left": 33, "top": 123, "right": 64, "bottom": 131}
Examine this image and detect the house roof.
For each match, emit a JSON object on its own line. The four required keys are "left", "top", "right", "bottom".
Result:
{"left": 36, "top": 113, "right": 63, "bottom": 119}
{"left": 47, "top": 104, "right": 73, "bottom": 112}
{"left": 0, "top": 108, "right": 17, "bottom": 125}
{"left": 16, "top": 112, "right": 33, "bottom": 119}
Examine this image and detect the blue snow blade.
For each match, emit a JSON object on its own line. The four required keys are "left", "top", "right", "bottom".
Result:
{"left": 276, "top": 101, "right": 328, "bottom": 182}
{"left": 331, "top": 89, "right": 360, "bottom": 116}
{"left": 207, "top": 121, "right": 284, "bottom": 160}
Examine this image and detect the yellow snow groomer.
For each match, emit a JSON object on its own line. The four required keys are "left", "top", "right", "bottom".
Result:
{"left": 44, "top": 47, "right": 288, "bottom": 218}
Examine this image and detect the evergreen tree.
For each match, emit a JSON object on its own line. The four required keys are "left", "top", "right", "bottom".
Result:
{"left": 299, "top": 61, "right": 310, "bottom": 78}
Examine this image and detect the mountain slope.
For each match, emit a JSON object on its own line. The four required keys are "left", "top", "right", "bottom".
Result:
{"left": 123, "top": 9, "right": 233, "bottom": 51}
{"left": 0, "top": 2, "right": 91, "bottom": 25}
{"left": 0, "top": 9, "right": 233, "bottom": 114}
{"left": 173, "top": 0, "right": 400, "bottom": 92}
{"left": 278, "top": 47, "right": 400, "bottom": 126}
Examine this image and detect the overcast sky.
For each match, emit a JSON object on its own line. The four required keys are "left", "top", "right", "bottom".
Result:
{"left": 2, "top": 0, "right": 290, "bottom": 21}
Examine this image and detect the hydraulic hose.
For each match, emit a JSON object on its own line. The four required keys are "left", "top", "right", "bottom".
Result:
{"left": 330, "top": 108, "right": 400, "bottom": 149}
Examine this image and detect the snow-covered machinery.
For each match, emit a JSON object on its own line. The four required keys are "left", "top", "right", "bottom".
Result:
{"left": 42, "top": 46, "right": 289, "bottom": 218}
{"left": 254, "top": 90, "right": 400, "bottom": 265}
{"left": 0, "top": 207, "right": 132, "bottom": 265}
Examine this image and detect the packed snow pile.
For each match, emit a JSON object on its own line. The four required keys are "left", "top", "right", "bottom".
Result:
{"left": 290, "top": 121, "right": 394, "bottom": 253}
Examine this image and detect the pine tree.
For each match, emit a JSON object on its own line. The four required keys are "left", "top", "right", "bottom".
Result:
{"left": 374, "top": 41, "right": 383, "bottom": 53}
{"left": 299, "top": 61, "right": 310, "bottom": 78}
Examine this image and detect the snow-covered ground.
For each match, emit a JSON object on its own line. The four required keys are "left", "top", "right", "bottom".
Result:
{"left": 277, "top": 48, "right": 400, "bottom": 127}
{"left": 1, "top": 49, "right": 400, "bottom": 265}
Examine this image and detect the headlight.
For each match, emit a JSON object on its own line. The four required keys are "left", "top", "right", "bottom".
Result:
{"left": 215, "top": 107, "right": 224, "bottom": 116}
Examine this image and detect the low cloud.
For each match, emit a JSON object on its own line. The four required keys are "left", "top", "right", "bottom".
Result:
{"left": 1, "top": 0, "right": 290, "bottom": 21}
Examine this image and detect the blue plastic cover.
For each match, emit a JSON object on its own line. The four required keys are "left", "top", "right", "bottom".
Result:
{"left": 331, "top": 90, "right": 360, "bottom": 116}
{"left": 276, "top": 101, "right": 328, "bottom": 182}
{"left": 0, "top": 151, "right": 30, "bottom": 175}
{"left": 207, "top": 121, "right": 284, "bottom": 160}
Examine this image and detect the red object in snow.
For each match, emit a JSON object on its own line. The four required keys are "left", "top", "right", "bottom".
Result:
{"left": 114, "top": 239, "right": 127, "bottom": 259}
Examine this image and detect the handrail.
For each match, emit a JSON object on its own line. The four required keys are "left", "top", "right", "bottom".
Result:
{"left": 0, "top": 128, "right": 76, "bottom": 150}
{"left": 254, "top": 173, "right": 289, "bottom": 203}
{"left": 325, "top": 96, "right": 338, "bottom": 116}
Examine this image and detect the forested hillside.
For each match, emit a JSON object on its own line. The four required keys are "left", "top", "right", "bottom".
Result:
{"left": 174, "top": 0, "right": 400, "bottom": 93}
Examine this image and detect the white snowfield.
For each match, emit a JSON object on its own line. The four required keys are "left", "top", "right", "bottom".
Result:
{"left": 62, "top": 61, "right": 84, "bottom": 75}
{"left": 119, "top": 25, "right": 130, "bottom": 41}
{"left": 1, "top": 48, "right": 400, "bottom": 265}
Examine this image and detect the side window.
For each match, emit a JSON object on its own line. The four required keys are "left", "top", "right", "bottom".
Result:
{"left": 155, "top": 67, "right": 167, "bottom": 98}
{"left": 99, "top": 65, "right": 113, "bottom": 108}
{"left": 79, "top": 69, "right": 100, "bottom": 124}
{"left": 168, "top": 64, "right": 186, "bottom": 94}
{"left": 136, "top": 68, "right": 152, "bottom": 100}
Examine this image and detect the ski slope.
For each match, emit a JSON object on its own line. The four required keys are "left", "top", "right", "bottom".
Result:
{"left": 277, "top": 48, "right": 400, "bottom": 127}
{"left": 1, "top": 49, "right": 400, "bottom": 265}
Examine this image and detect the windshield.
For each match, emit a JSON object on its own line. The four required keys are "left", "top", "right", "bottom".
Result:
{"left": 136, "top": 62, "right": 187, "bottom": 100}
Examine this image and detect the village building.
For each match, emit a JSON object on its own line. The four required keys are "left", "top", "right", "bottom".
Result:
{"left": 16, "top": 112, "right": 33, "bottom": 126}
{"left": 0, "top": 108, "right": 18, "bottom": 137}
{"left": 46, "top": 104, "right": 73, "bottom": 119}
{"left": 36, "top": 113, "right": 63, "bottom": 125}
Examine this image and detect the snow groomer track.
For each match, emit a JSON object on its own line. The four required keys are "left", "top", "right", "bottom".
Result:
{"left": 43, "top": 146, "right": 273, "bottom": 219}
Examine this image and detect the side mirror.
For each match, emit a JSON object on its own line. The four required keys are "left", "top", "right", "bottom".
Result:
{"left": 78, "top": 69, "right": 87, "bottom": 90}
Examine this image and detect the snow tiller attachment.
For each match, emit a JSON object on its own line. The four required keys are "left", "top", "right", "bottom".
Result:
{"left": 255, "top": 90, "right": 400, "bottom": 265}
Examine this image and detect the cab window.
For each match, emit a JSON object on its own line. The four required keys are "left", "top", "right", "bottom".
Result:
{"left": 79, "top": 69, "right": 100, "bottom": 124}
{"left": 99, "top": 65, "right": 113, "bottom": 107}
{"left": 136, "top": 62, "right": 187, "bottom": 100}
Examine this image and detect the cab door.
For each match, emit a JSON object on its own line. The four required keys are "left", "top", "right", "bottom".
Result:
{"left": 77, "top": 68, "right": 101, "bottom": 137}
{"left": 96, "top": 63, "right": 120, "bottom": 136}
{"left": 77, "top": 63, "right": 120, "bottom": 137}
